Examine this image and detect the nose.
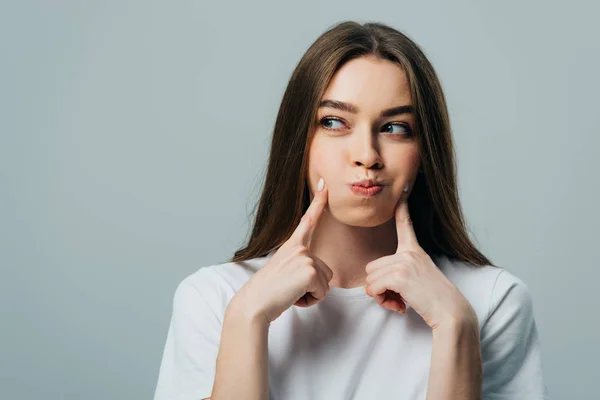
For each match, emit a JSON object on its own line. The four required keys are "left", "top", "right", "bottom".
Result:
{"left": 349, "top": 125, "right": 383, "bottom": 169}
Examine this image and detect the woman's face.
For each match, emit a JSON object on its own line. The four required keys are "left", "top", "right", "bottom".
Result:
{"left": 307, "top": 55, "right": 421, "bottom": 227}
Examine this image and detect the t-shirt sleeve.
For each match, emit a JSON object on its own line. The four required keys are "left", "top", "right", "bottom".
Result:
{"left": 480, "top": 269, "right": 549, "bottom": 399}
{"left": 153, "top": 269, "right": 223, "bottom": 400}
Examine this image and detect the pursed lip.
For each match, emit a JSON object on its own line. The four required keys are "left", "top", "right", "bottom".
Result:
{"left": 349, "top": 179, "right": 383, "bottom": 188}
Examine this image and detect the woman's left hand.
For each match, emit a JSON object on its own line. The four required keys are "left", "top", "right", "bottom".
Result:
{"left": 364, "top": 197, "right": 477, "bottom": 331}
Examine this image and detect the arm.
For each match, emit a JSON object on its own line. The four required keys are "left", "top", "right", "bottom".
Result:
{"left": 425, "top": 269, "right": 549, "bottom": 400}
{"left": 210, "top": 297, "right": 270, "bottom": 400}
{"left": 426, "top": 317, "right": 482, "bottom": 400}
{"left": 153, "top": 274, "right": 225, "bottom": 400}
{"left": 479, "top": 270, "right": 549, "bottom": 399}
{"left": 154, "top": 268, "right": 271, "bottom": 400}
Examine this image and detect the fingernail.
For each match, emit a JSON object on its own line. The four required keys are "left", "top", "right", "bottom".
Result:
{"left": 403, "top": 182, "right": 409, "bottom": 192}
{"left": 317, "top": 177, "right": 324, "bottom": 192}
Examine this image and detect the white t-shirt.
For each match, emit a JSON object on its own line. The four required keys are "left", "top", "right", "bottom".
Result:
{"left": 153, "top": 251, "right": 549, "bottom": 400}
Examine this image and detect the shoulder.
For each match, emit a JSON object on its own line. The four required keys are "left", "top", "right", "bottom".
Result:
{"left": 442, "top": 256, "right": 550, "bottom": 398}
{"left": 173, "top": 253, "right": 272, "bottom": 316}
{"left": 434, "top": 254, "right": 533, "bottom": 329}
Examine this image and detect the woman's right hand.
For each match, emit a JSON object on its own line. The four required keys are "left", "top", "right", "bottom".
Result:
{"left": 229, "top": 177, "right": 333, "bottom": 325}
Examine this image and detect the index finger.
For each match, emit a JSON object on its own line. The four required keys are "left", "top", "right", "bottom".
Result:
{"left": 290, "top": 177, "right": 328, "bottom": 247}
{"left": 395, "top": 187, "right": 419, "bottom": 252}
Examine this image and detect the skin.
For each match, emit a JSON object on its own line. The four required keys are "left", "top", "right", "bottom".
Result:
{"left": 209, "top": 55, "right": 482, "bottom": 400}
{"left": 307, "top": 54, "right": 422, "bottom": 289}
{"left": 306, "top": 55, "right": 483, "bottom": 399}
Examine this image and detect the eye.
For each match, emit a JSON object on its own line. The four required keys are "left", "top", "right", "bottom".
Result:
{"left": 383, "top": 122, "right": 413, "bottom": 137}
{"left": 319, "top": 117, "right": 346, "bottom": 130}
{"left": 319, "top": 117, "right": 413, "bottom": 137}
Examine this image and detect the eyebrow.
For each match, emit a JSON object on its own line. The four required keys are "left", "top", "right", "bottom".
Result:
{"left": 318, "top": 99, "right": 414, "bottom": 118}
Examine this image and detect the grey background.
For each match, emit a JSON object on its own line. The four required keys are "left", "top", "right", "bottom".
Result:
{"left": 1, "top": 0, "right": 597, "bottom": 399}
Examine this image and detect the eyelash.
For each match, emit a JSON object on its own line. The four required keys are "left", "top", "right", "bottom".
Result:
{"left": 318, "top": 116, "right": 413, "bottom": 137}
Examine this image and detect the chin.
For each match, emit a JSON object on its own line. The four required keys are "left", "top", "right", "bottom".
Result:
{"left": 329, "top": 206, "right": 391, "bottom": 228}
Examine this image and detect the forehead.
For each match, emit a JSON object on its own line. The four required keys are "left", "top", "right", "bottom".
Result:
{"left": 321, "top": 56, "right": 412, "bottom": 109}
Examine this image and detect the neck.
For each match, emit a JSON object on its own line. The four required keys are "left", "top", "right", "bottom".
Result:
{"left": 308, "top": 209, "right": 398, "bottom": 288}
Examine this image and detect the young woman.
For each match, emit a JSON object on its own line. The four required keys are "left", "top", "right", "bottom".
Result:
{"left": 154, "top": 21, "right": 548, "bottom": 400}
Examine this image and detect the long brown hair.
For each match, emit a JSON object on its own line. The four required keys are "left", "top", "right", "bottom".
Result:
{"left": 230, "top": 20, "right": 495, "bottom": 268}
